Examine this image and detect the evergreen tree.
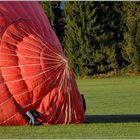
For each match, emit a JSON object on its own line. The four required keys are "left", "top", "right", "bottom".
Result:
{"left": 64, "top": 1, "right": 98, "bottom": 76}
{"left": 64, "top": 1, "right": 124, "bottom": 76}
{"left": 40, "top": 1, "right": 65, "bottom": 43}
{"left": 122, "top": 2, "right": 140, "bottom": 73}
{"left": 40, "top": 1, "right": 140, "bottom": 76}
{"left": 40, "top": 1, "right": 58, "bottom": 30}
{"left": 94, "top": 2, "right": 125, "bottom": 74}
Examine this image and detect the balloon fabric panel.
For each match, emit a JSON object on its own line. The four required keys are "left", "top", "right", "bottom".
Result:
{"left": 0, "top": 1, "right": 85, "bottom": 125}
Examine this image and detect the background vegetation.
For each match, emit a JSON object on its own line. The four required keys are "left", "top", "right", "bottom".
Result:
{"left": 40, "top": 1, "right": 140, "bottom": 77}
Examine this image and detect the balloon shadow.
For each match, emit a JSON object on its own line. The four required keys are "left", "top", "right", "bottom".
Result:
{"left": 85, "top": 114, "right": 140, "bottom": 123}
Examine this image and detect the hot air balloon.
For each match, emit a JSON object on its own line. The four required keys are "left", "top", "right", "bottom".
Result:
{"left": 0, "top": 1, "right": 85, "bottom": 125}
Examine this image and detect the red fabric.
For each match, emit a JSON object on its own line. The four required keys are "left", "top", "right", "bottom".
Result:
{"left": 0, "top": 2, "right": 85, "bottom": 125}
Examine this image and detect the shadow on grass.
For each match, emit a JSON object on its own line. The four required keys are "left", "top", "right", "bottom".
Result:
{"left": 85, "top": 114, "right": 140, "bottom": 123}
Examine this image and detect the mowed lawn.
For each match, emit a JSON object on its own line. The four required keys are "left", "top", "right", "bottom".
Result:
{"left": 0, "top": 76, "right": 140, "bottom": 139}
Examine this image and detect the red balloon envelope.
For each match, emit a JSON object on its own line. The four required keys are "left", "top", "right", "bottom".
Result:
{"left": 0, "top": 2, "right": 85, "bottom": 125}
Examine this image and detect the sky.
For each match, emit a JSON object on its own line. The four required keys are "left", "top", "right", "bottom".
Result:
{"left": 60, "top": 1, "right": 65, "bottom": 10}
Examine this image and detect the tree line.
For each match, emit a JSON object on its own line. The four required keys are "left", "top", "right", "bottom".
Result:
{"left": 40, "top": 1, "right": 140, "bottom": 77}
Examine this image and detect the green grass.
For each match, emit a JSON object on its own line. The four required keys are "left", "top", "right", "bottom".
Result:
{"left": 1, "top": 76, "right": 140, "bottom": 139}
{"left": 78, "top": 76, "right": 140, "bottom": 115}
{"left": 1, "top": 123, "right": 140, "bottom": 139}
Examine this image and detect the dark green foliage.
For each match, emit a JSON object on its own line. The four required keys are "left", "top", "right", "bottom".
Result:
{"left": 40, "top": 1, "right": 140, "bottom": 77}
{"left": 63, "top": 2, "right": 98, "bottom": 76}
{"left": 122, "top": 2, "right": 140, "bottom": 74}
{"left": 63, "top": 1, "right": 124, "bottom": 76}
{"left": 92, "top": 2, "right": 124, "bottom": 73}
{"left": 40, "top": 1, "right": 64, "bottom": 43}
{"left": 40, "top": 1, "right": 58, "bottom": 29}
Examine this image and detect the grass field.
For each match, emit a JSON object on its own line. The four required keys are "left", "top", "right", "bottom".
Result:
{"left": 1, "top": 76, "right": 140, "bottom": 139}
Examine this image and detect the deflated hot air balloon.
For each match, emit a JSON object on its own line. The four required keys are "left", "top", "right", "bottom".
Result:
{"left": 0, "top": 1, "right": 85, "bottom": 125}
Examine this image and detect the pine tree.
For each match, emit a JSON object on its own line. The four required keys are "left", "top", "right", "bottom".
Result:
{"left": 41, "top": 1, "right": 140, "bottom": 76}
{"left": 40, "top": 1, "right": 58, "bottom": 30}
{"left": 122, "top": 2, "right": 140, "bottom": 74}
{"left": 95, "top": 2, "right": 125, "bottom": 74}
{"left": 64, "top": 1, "right": 98, "bottom": 76}
{"left": 64, "top": 1, "right": 124, "bottom": 76}
{"left": 40, "top": 1, "right": 64, "bottom": 43}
